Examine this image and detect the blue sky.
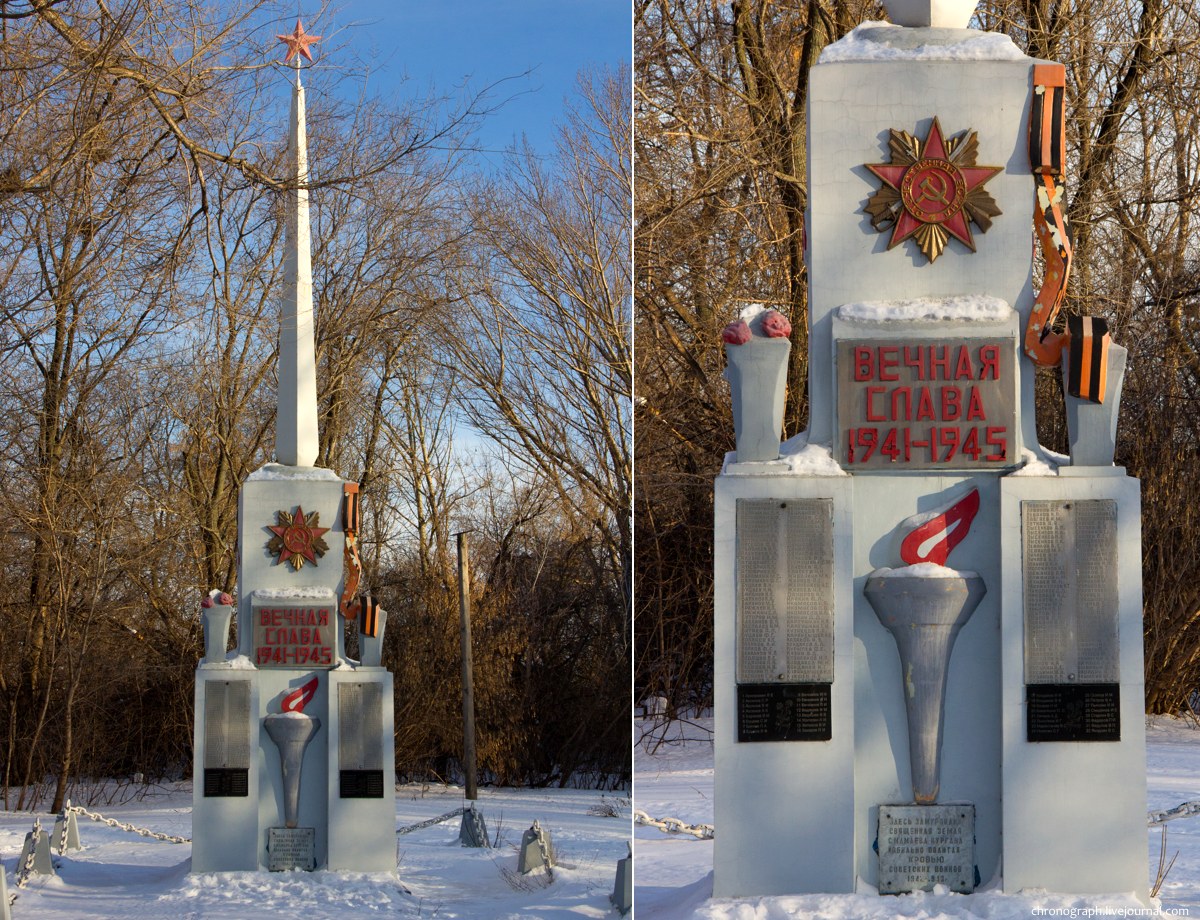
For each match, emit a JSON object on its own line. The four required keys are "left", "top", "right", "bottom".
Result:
{"left": 315, "top": 1, "right": 630, "bottom": 155}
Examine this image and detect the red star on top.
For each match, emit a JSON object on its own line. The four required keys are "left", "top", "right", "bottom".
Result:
{"left": 277, "top": 18, "right": 321, "bottom": 64}
{"left": 864, "top": 117, "right": 1003, "bottom": 260}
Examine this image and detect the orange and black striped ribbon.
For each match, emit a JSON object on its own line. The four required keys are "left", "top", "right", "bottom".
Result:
{"left": 1029, "top": 64, "right": 1066, "bottom": 175}
{"left": 1066, "top": 315, "right": 1111, "bottom": 402}
{"left": 360, "top": 595, "right": 380, "bottom": 638}
{"left": 341, "top": 482, "right": 364, "bottom": 619}
{"left": 1025, "top": 63, "right": 1073, "bottom": 368}
{"left": 343, "top": 482, "right": 360, "bottom": 532}
{"left": 1025, "top": 64, "right": 1110, "bottom": 403}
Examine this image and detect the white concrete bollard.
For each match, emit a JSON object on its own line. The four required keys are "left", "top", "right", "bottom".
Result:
{"left": 52, "top": 804, "right": 82, "bottom": 854}
{"left": 517, "top": 820, "right": 555, "bottom": 874}
{"left": 610, "top": 841, "right": 632, "bottom": 914}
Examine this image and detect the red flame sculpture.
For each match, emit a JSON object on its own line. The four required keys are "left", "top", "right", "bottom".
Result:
{"left": 280, "top": 675, "right": 319, "bottom": 713}
{"left": 899, "top": 488, "right": 980, "bottom": 566}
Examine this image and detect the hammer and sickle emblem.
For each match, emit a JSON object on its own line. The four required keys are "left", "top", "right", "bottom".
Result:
{"left": 915, "top": 171, "right": 950, "bottom": 206}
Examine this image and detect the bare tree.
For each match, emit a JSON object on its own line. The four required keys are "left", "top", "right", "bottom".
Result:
{"left": 449, "top": 66, "right": 633, "bottom": 637}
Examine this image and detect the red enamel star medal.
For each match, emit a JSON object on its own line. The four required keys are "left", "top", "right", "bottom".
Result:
{"left": 268, "top": 506, "right": 330, "bottom": 570}
{"left": 865, "top": 118, "right": 1002, "bottom": 263}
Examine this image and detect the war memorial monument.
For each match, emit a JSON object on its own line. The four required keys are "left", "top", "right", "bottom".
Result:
{"left": 190, "top": 21, "right": 396, "bottom": 873}
{"left": 715, "top": 0, "right": 1147, "bottom": 900}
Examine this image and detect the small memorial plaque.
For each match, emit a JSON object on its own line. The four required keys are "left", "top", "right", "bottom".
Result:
{"left": 737, "top": 683, "right": 831, "bottom": 742}
{"left": 252, "top": 600, "right": 336, "bottom": 669}
{"left": 203, "top": 767, "right": 248, "bottom": 797}
{"left": 1027, "top": 683, "right": 1120, "bottom": 742}
{"left": 268, "top": 826, "right": 316, "bottom": 871}
{"left": 340, "top": 769, "right": 384, "bottom": 798}
{"left": 836, "top": 338, "right": 1016, "bottom": 470}
{"left": 877, "top": 804, "right": 975, "bottom": 894}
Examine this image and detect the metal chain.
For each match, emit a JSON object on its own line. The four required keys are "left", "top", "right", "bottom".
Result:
{"left": 634, "top": 809, "right": 714, "bottom": 840}
{"left": 55, "top": 808, "right": 69, "bottom": 852}
{"left": 66, "top": 805, "right": 189, "bottom": 844}
{"left": 15, "top": 818, "right": 42, "bottom": 888}
{"left": 1149, "top": 800, "right": 1200, "bottom": 826}
{"left": 634, "top": 802, "right": 1200, "bottom": 834}
{"left": 396, "top": 806, "right": 466, "bottom": 836}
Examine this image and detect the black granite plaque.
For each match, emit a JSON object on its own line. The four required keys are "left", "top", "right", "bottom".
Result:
{"left": 1026, "top": 683, "right": 1120, "bottom": 742}
{"left": 203, "top": 767, "right": 248, "bottom": 797}
{"left": 268, "top": 826, "right": 316, "bottom": 871}
{"left": 340, "top": 769, "right": 384, "bottom": 798}
{"left": 737, "top": 683, "right": 831, "bottom": 742}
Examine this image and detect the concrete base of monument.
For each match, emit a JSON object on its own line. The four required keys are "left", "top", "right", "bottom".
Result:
{"left": 712, "top": 473, "right": 857, "bottom": 897}
{"left": 192, "top": 668, "right": 396, "bottom": 873}
{"left": 876, "top": 803, "right": 975, "bottom": 895}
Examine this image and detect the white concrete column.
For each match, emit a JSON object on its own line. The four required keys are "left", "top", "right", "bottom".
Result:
{"left": 277, "top": 68, "right": 320, "bottom": 467}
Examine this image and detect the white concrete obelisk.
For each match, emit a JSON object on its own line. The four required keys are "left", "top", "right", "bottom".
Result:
{"left": 277, "top": 60, "right": 319, "bottom": 467}
{"left": 193, "top": 21, "right": 397, "bottom": 874}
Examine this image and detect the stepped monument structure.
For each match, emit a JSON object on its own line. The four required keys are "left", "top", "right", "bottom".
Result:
{"left": 714, "top": 0, "right": 1146, "bottom": 899}
{"left": 191, "top": 20, "right": 395, "bottom": 873}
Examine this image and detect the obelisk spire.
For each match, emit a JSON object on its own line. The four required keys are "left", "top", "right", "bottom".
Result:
{"left": 275, "top": 19, "right": 322, "bottom": 467}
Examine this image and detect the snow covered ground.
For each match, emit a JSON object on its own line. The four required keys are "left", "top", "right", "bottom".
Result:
{"left": 0, "top": 783, "right": 630, "bottom": 919}
{"left": 636, "top": 714, "right": 1200, "bottom": 919}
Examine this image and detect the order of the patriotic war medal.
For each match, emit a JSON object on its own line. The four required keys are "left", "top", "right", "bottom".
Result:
{"left": 864, "top": 117, "right": 1003, "bottom": 263}
{"left": 267, "top": 506, "right": 330, "bottom": 570}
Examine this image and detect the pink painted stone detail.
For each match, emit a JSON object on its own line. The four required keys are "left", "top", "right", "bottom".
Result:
{"left": 722, "top": 320, "right": 752, "bottom": 345}
{"left": 761, "top": 310, "right": 792, "bottom": 339}
{"left": 200, "top": 596, "right": 214, "bottom": 608}
{"left": 217, "top": 592, "right": 234, "bottom": 606}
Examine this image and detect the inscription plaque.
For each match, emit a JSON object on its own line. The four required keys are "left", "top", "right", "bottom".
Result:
{"left": 203, "top": 767, "right": 248, "bottom": 797}
{"left": 251, "top": 600, "right": 337, "bottom": 669}
{"left": 837, "top": 338, "right": 1016, "bottom": 469}
{"left": 877, "top": 804, "right": 975, "bottom": 894}
{"left": 267, "top": 826, "right": 316, "bottom": 871}
{"left": 339, "top": 681, "right": 384, "bottom": 798}
{"left": 1027, "top": 683, "right": 1120, "bottom": 742}
{"left": 735, "top": 499, "right": 834, "bottom": 684}
{"left": 737, "top": 683, "right": 831, "bottom": 742}
{"left": 340, "top": 769, "right": 385, "bottom": 798}
{"left": 338, "top": 682, "right": 384, "bottom": 770}
{"left": 204, "top": 680, "right": 251, "bottom": 770}
{"left": 1022, "top": 500, "right": 1118, "bottom": 684}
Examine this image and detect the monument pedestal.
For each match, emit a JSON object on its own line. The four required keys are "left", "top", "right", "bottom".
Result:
{"left": 712, "top": 470, "right": 855, "bottom": 897}
{"left": 192, "top": 466, "right": 397, "bottom": 873}
{"left": 713, "top": 15, "right": 1146, "bottom": 903}
{"left": 999, "top": 473, "right": 1145, "bottom": 896}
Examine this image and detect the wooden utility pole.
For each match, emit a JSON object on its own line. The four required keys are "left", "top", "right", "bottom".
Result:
{"left": 456, "top": 531, "right": 479, "bottom": 800}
